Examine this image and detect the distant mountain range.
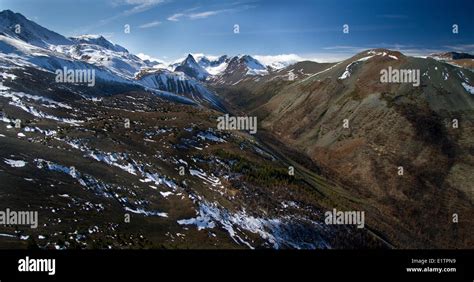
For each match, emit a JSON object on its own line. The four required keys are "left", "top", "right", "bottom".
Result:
{"left": 430, "top": 51, "right": 474, "bottom": 60}
{"left": 0, "top": 9, "right": 299, "bottom": 109}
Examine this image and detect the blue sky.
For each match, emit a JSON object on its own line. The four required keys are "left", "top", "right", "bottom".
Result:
{"left": 2, "top": 0, "right": 474, "bottom": 62}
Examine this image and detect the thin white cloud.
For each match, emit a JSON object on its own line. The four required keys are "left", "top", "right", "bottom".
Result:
{"left": 167, "top": 5, "right": 253, "bottom": 22}
{"left": 75, "top": 0, "right": 168, "bottom": 33}
{"left": 167, "top": 10, "right": 226, "bottom": 21}
{"left": 167, "top": 13, "right": 184, "bottom": 21}
{"left": 139, "top": 20, "right": 162, "bottom": 28}
{"left": 188, "top": 10, "right": 225, "bottom": 19}
{"left": 443, "top": 44, "right": 474, "bottom": 53}
{"left": 116, "top": 0, "right": 167, "bottom": 15}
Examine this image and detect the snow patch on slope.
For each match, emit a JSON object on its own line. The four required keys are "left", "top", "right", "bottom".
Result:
{"left": 177, "top": 201, "right": 330, "bottom": 249}
{"left": 461, "top": 82, "right": 474, "bottom": 95}
{"left": 4, "top": 158, "right": 27, "bottom": 167}
{"left": 338, "top": 55, "right": 374, "bottom": 80}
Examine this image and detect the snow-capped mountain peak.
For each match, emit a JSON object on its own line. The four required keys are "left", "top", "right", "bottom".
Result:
{"left": 69, "top": 34, "right": 128, "bottom": 53}
{"left": 174, "top": 54, "right": 209, "bottom": 80}
{"left": 196, "top": 55, "right": 229, "bottom": 75}
{"left": 253, "top": 54, "right": 307, "bottom": 70}
{"left": 183, "top": 54, "right": 200, "bottom": 67}
{"left": 223, "top": 55, "right": 268, "bottom": 76}
{"left": 240, "top": 55, "right": 268, "bottom": 75}
{"left": 197, "top": 55, "right": 228, "bottom": 67}
{"left": 172, "top": 53, "right": 273, "bottom": 77}
{"left": 0, "top": 9, "right": 72, "bottom": 48}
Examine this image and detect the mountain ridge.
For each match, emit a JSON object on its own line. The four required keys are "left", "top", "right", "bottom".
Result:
{"left": 211, "top": 47, "right": 474, "bottom": 248}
